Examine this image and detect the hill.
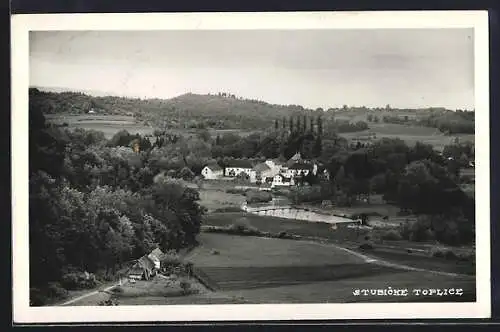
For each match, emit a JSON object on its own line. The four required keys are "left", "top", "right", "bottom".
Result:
{"left": 29, "top": 88, "right": 474, "bottom": 133}
{"left": 29, "top": 88, "right": 321, "bottom": 130}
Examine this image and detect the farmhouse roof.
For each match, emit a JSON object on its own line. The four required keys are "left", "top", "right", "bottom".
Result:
{"left": 271, "top": 158, "right": 286, "bottom": 165}
{"left": 137, "top": 256, "right": 155, "bottom": 271}
{"left": 205, "top": 163, "right": 223, "bottom": 172}
{"left": 288, "top": 152, "right": 302, "bottom": 162}
{"left": 225, "top": 159, "right": 254, "bottom": 169}
{"left": 289, "top": 163, "right": 314, "bottom": 170}
{"left": 253, "top": 163, "right": 271, "bottom": 172}
{"left": 148, "top": 248, "right": 164, "bottom": 261}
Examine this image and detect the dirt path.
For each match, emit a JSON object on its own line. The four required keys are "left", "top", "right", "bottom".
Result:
{"left": 326, "top": 241, "right": 473, "bottom": 279}
{"left": 58, "top": 281, "right": 122, "bottom": 306}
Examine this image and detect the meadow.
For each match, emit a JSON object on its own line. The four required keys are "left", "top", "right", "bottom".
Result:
{"left": 183, "top": 233, "right": 475, "bottom": 303}
{"left": 45, "top": 114, "right": 257, "bottom": 140}
{"left": 197, "top": 188, "right": 246, "bottom": 212}
{"left": 338, "top": 122, "right": 474, "bottom": 151}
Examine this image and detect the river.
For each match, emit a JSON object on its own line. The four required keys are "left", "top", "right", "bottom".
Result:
{"left": 243, "top": 197, "right": 358, "bottom": 225}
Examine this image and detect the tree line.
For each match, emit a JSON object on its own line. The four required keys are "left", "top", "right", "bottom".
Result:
{"left": 29, "top": 105, "right": 204, "bottom": 305}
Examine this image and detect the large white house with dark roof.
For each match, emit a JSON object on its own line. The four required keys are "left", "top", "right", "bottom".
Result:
{"left": 224, "top": 159, "right": 256, "bottom": 182}
{"left": 201, "top": 163, "right": 224, "bottom": 180}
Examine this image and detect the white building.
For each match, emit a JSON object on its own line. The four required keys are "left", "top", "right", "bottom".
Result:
{"left": 282, "top": 162, "right": 315, "bottom": 178}
{"left": 254, "top": 162, "right": 278, "bottom": 182}
{"left": 201, "top": 164, "right": 224, "bottom": 180}
{"left": 224, "top": 160, "right": 256, "bottom": 182}
{"left": 271, "top": 174, "right": 294, "bottom": 188}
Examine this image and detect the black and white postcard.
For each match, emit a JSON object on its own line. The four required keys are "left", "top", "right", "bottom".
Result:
{"left": 11, "top": 11, "right": 491, "bottom": 323}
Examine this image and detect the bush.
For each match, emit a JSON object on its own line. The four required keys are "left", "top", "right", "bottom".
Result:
{"left": 278, "top": 231, "right": 288, "bottom": 239}
{"left": 30, "top": 288, "right": 48, "bottom": 306}
{"left": 213, "top": 207, "right": 243, "bottom": 213}
{"left": 380, "top": 229, "right": 403, "bottom": 241}
{"left": 245, "top": 190, "right": 272, "bottom": 204}
{"left": 46, "top": 282, "right": 69, "bottom": 299}
{"left": 99, "top": 297, "right": 119, "bottom": 306}
{"left": 228, "top": 223, "right": 261, "bottom": 236}
{"left": 179, "top": 279, "right": 192, "bottom": 294}
{"left": 226, "top": 188, "right": 247, "bottom": 195}
{"left": 111, "top": 286, "right": 124, "bottom": 294}
{"left": 161, "top": 251, "right": 182, "bottom": 267}
{"left": 399, "top": 217, "right": 435, "bottom": 243}
{"left": 61, "top": 272, "right": 98, "bottom": 290}
{"left": 430, "top": 247, "right": 468, "bottom": 261}
{"left": 359, "top": 243, "right": 374, "bottom": 250}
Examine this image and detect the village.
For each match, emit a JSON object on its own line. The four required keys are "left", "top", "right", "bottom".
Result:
{"left": 201, "top": 152, "right": 329, "bottom": 189}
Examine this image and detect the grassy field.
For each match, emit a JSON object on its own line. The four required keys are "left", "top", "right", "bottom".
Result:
{"left": 198, "top": 188, "right": 245, "bottom": 212}
{"left": 185, "top": 233, "right": 475, "bottom": 303}
{"left": 44, "top": 114, "right": 256, "bottom": 140}
{"left": 45, "top": 114, "right": 155, "bottom": 139}
{"left": 202, "top": 213, "right": 475, "bottom": 274}
{"left": 339, "top": 123, "right": 474, "bottom": 151}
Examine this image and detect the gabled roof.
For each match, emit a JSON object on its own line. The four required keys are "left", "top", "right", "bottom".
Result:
{"left": 270, "top": 158, "right": 286, "bottom": 165}
{"left": 148, "top": 248, "right": 164, "bottom": 261}
{"left": 204, "top": 163, "right": 223, "bottom": 172}
{"left": 225, "top": 159, "right": 254, "bottom": 169}
{"left": 254, "top": 162, "right": 271, "bottom": 172}
{"left": 137, "top": 256, "right": 155, "bottom": 271}
{"left": 289, "top": 163, "right": 314, "bottom": 170}
{"left": 288, "top": 152, "right": 302, "bottom": 162}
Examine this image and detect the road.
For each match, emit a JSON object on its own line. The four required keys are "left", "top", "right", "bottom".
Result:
{"left": 59, "top": 281, "right": 123, "bottom": 306}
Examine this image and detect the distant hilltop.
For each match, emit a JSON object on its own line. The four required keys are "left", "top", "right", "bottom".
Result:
{"left": 29, "top": 87, "right": 474, "bottom": 133}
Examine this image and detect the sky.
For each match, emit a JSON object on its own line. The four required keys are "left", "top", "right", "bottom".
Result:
{"left": 29, "top": 29, "right": 474, "bottom": 110}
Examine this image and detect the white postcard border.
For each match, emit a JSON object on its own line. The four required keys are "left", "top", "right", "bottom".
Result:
{"left": 11, "top": 11, "right": 491, "bottom": 323}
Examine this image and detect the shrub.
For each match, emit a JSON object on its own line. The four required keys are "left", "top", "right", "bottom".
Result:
{"left": 226, "top": 188, "right": 247, "bottom": 195}
{"left": 359, "top": 243, "right": 374, "bottom": 250}
{"left": 46, "top": 282, "right": 68, "bottom": 299}
{"left": 179, "top": 279, "right": 192, "bottom": 294}
{"left": 61, "top": 272, "right": 80, "bottom": 290}
{"left": 99, "top": 297, "right": 119, "bottom": 306}
{"left": 111, "top": 286, "right": 124, "bottom": 294}
{"left": 30, "top": 288, "right": 48, "bottom": 306}
{"left": 61, "top": 272, "right": 98, "bottom": 290}
{"left": 213, "top": 207, "right": 242, "bottom": 213}
{"left": 278, "top": 231, "right": 288, "bottom": 239}
{"left": 381, "top": 229, "right": 403, "bottom": 241}
{"left": 245, "top": 190, "right": 272, "bottom": 204}
{"left": 430, "top": 247, "right": 460, "bottom": 261}
{"left": 399, "top": 217, "right": 435, "bottom": 243}
{"left": 161, "top": 251, "right": 182, "bottom": 267}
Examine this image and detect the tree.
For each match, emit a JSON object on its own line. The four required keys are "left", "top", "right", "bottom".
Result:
{"left": 317, "top": 116, "right": 323, "bottom": 137}
{"left": 196, "top": 129, "right": 211, "bottom": 143}
{"left": 312, "top": 137, "right": 322, "bottom": 158}
{"left": 396, "top": 160, "right": 462, "bottom": 215}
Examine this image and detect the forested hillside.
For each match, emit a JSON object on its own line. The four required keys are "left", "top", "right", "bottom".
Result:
{"left": 30, "top": 88, "right": 474, "bottom": 134}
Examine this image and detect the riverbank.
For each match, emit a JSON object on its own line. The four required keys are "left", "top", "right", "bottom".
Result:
{"left": 203, "top": 212, "right": 475, "bottom": 274}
